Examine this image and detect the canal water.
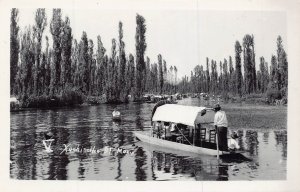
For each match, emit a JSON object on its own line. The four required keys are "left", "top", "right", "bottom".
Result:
{"left": 10, "top": 98, "right": 287, "bottom": 180}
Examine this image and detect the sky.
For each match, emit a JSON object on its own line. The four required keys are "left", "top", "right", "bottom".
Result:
{"left": 17, "top": 8, "right": 287, "bottom": 78}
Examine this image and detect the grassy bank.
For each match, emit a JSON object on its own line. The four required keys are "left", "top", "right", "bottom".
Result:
{"left": 227, "top": 105, "right": 287, "bottom": 130}
{"left": 219, "top": 92, "right": 287, "bottom": 106}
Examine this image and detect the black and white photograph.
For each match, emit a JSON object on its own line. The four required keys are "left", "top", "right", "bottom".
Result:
{"left": 2, "top": 0, "right": 300, "bottom": 191}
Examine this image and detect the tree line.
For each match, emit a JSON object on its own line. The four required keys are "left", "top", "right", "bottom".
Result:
{"left": 10, "top": 9, "right": 178, "bottom": 106}
{"left": 177, "top": 34, "right": 288, "bottom": 103}
{"left": 11, "top": 9, "right": 288, "bottom": 107}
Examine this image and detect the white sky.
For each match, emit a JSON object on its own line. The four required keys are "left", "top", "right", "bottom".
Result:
{"left": 18, "top": 9, "right": 286, "bottom": 78}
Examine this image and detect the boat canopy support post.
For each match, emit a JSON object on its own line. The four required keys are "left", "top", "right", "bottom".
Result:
{"left": 193, "top": 123, "right": 196, "bottom": 146}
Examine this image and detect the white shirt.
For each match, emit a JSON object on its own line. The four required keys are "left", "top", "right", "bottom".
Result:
{"left": 214, "top": 110, "right": 228, "bottom": 127}
{"left": 228, "top": 138, "right": 240, "bottom": 150}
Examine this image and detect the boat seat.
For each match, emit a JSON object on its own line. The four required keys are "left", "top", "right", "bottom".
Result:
{"left": 200, "top": 128, "right": 206, "bottom": 141}
{"left": 209, "top": 130, "right": 216, "bottom": 143}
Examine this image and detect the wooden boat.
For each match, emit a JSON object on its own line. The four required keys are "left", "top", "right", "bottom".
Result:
{"left": 112, "top": 110, "right": 121, "bottom": 121}
{"left": 133, "top": 104, "right": 241, "bottom": 156}
{"left": 134, "top": 131, "right": 230, "bottom": 156}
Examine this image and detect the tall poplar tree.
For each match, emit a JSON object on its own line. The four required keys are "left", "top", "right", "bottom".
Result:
{"left": 61, "top": 16, "right": 73, "bottom": 91}
{"left": 50, "top": 9, "right": 62, "bottom": 95}
{"left": 243, "top": 34, "right": 256, "bottom": 94}
{"left": 276, "top": 36, "right": 288, "bottom": 97}
{"left": 96, "top": 36, "right": 106, "bottom": 95}
{"left": 20, "top": 28, "right": 35, "bottom": 98}
{"left": 229, "top": 56, "right": 235, "bottom": 93}
{"left": 158, "top": 54, "right": 163, "bottom": 94}
{"left": 78, "top": 31, "right": 89, "bottom": 94}
{"left": 10, "top": 8, "right": 20, "bottom": 95}
{"left": 118, "top": 22, "right": 127, "bottom": 101}
{"left": 135, "top": 14, "right": 147, "bottom": 100}
{"left": 33, "top": 8, "right": 47, "bottom": 96}
{"left": 235, "top": 41, "right": 243, "bottom": 97}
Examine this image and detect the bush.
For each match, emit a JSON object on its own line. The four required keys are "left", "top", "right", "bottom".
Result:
{"left": 222, "top": 93, "right": 230, "bottom": 103}
{"left": 61, "top": 88, "right": 84, "bottom": 106}
{"left": 10, "top": 101, "right": 20, "bottom": 111}
{"left": 244, "top": 93, "right": 264, "bottom": 99}
{"left": 20, "top": 88, "right": 84, "bottom": 108}
{"left": 85, "top": 96, "right": 106, "bottom": 105}
{"left": 266, "top": 88, "right": 282, "bottom": 103}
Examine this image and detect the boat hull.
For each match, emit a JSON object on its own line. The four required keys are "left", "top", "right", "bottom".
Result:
{"left": 112, "top": 115, "right": 121, "bottom": 121}
{"left": 133, "top": 131, "right": 229, "bottom": 156}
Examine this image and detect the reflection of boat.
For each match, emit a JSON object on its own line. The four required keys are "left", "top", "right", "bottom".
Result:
{"left": 134, "top": 104, "right": 243, "bottom": 156}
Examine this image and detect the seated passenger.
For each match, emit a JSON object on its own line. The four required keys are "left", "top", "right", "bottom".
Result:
{"left": 154, "top": 121, "right": 163, "bottom": 138}
{"left": 228, "top": 132, "right": 240, "bottom": 151}
{"left": 170, "top": 123, "right": 177, "bottom": 132}
{"left": 162, "top": 122, "right": 172, "bottom": 140}
{"left": 112, "top": 108, "right": 121, "bottom": 117}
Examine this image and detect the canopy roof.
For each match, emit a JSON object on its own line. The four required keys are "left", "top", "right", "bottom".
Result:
{"left": 152, "top": 104, "right": 214, "bottom": 126}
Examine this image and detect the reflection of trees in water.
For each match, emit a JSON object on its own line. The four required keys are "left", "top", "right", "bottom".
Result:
{"left": 236, "top": 129, "right": 245, "bottom": 151}
{"left": 134, "top": 104, "right": 144, "bottom": 131}
{"left": 94, "top": 127, "right": 104, "bottom": 154}
{"left": 135, "top": 147, "right": 147, "bottom": 181}
{"left": 116, "top": 127, "right": 125, "bottom": 147}
{"left": 245, "top": 130, "right": 259, "bottom": 156}
{"left": 48, "top": 110, "right": 70, "bottom": 180}
{"left": 67, "top": 110, "right": 91, "bottom": 180}
{"left": 151, "top": 153, "right": 157, "bottom": 180}
{"left": 274, "top": 130, "right": 287, "bottom": 158}
{"left": 114, "top": 128, "right": 126, "bottom": 180}
{"left": 115, "top": 153, "right": 126, "bottom": 181}
{"left": 11, "top": 112, "right": 38, "bottom": 179}
{"left": 155, "top": 152, "right": 164, "bottom": 171}
{"left": 163, "top": 154, "right": 172, "bottom": 173}
{"left": 217, "top": 165, "right": 228, "bottom": 181}
{"left": 55, "top": 112, "right": 70, "bottom": 180}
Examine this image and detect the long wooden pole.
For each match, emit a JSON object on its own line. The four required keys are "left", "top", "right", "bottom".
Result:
{"left": 215, "top": 126, "right": 220, "bottom": 160}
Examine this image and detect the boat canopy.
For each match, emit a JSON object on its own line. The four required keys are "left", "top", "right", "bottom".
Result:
{"left": 152, "top": 104, "right": 214, "bottom": 126}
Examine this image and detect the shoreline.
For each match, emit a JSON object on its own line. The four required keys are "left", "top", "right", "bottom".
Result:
{"left": 10, "top": 97, "right": 287, "bottom": 113}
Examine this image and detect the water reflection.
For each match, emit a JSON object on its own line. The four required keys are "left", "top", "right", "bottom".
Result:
{"left": 11, "top": 111, "right": 38, "bottom": 180}
{"left": 10, "top": 99, "right": 287, "bottom": 180}
{"left": 217, "top": 165, "right": 228, "bottom": 181}
{"left": 135, "top": 147, "right": 147, "bottom": 181}
{"left": 274, "top": 130, "right": 287, "bottom": 158}
{"left": 245, "top": 130, "right": 259, "bottom": 156}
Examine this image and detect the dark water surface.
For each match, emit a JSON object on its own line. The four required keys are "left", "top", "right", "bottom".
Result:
{"left": 10, "top": 98, "right": 287, "bottom": 180}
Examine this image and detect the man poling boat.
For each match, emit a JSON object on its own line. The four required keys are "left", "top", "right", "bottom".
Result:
{"left": 133, "top": 104, "right": 243, "bottom": 156}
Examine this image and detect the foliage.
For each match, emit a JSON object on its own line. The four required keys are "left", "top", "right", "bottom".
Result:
{"left": 11, "top": 9, "right": 288, "bottom": 109}
{"left": 135, "top": 14, "right": 147, "bottom": 100}
{"left": 10, "top": 8, "right": 19, "bottom": 95}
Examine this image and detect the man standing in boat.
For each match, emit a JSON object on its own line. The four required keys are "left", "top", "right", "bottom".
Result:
{"left": 213, "top": 104, "right": 229, "bottom": 151}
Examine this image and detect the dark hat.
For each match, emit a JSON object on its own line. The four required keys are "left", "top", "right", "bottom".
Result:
{"left": 231, "top": 132, "right": 239, "bottom": 139}
{"left": 214, "top": 104, "right": 221, "bottom": 111}
{"left": 200, "top": 109, "right": 207, "bottom": 116}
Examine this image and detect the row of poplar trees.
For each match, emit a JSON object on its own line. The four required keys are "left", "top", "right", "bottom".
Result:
{"left": 178, "top": 34, "right": 288, "bottom": 101}
{"left": 10, "top": 9, "right": 178, "bottom": 104}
